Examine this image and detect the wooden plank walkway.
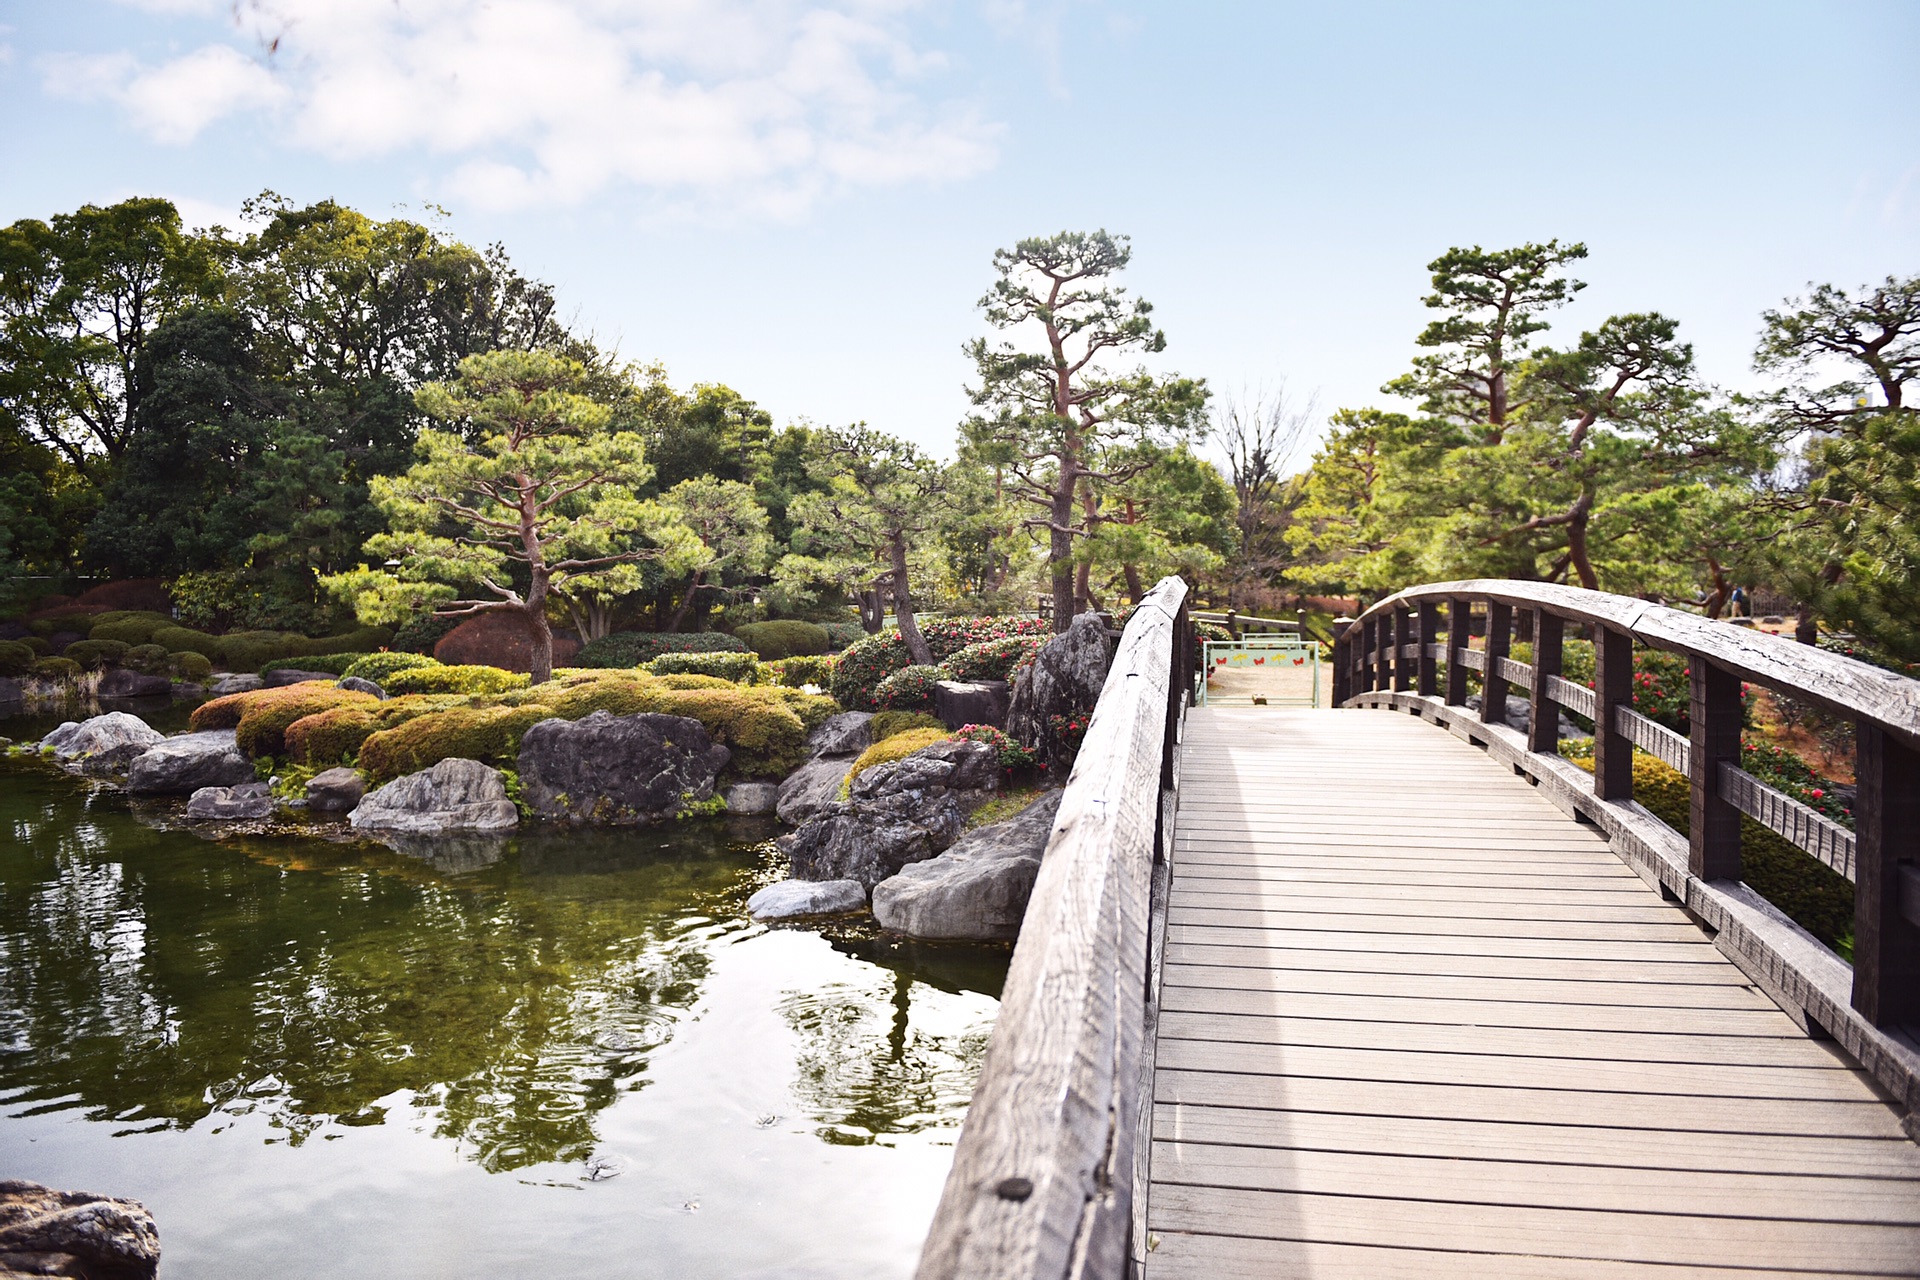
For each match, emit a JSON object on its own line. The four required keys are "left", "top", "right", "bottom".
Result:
{"left": 1143, "top": 707, "right": 1920, "bottom": 1278}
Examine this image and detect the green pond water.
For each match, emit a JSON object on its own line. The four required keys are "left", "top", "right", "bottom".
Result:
{"left": 0, "top": 704, "right": 1006, "bottom": 1278}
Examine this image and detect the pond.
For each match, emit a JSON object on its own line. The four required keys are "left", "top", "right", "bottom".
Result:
{"left": 0, "top": 702, "right": 1005, "bottom": 1278}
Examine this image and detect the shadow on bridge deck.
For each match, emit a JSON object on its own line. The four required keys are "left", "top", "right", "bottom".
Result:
{"left": 1144, "top": 707, "right": 1920, "bottom": 1278}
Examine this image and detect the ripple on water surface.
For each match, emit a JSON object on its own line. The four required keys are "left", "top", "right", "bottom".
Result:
{"left": 0, "top": 725, "right": 1007, "bottom": 1279}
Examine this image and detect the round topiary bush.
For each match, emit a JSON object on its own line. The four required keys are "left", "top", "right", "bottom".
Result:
{"left": 873, "top": 664, "right": 940, "bottom": 711}
{"left": 820, "top": 620, "right": 868, "bottom": 651}
{"left": 574, "top": 630, "right": 750, "bottom": 669}
{"left": 87, "top": 614, "right": 175, "bottom": 646}
{"left": 341, "top": 652, "right": 441, "bottom": 683}
{"left": 357, "top": 704, "right": 558, "bottom": 783}
{"left": 648, "top": 652, "right": 762, "bottom": 683}
{"left": 31, "top": 657, "right": 81, "bottom": 682}
{"left": 152, "top": 626, "right": 221, "bottom": 656}
{"left": 124, "top": 643, "right": 170, "bottom": 674}
{"left": 0, "top": 640, "right": 35, "bottom": 677}
{"left": 869, "top": 710, "right": 946, "bottom": 741}
{"left": 63, "top": 638, "right": 131, "bottom": 670}
{"left": 766, "top": 654, "right": 835, "bottom": 689}
{"left": 733, "top": 620, "right": 830, "bottom": 660}
{"left": 383, "top": 664, "right": 531, "bottom": 697}
{"left": 167, "top": 651, "right": 213, "bottom": 682}
{"left": 829, "top": 631, "right": 911, "bottom": 711}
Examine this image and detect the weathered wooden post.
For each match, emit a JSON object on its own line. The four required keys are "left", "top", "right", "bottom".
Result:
{"left": 1527, "top": 609, "right": 1563, "bottom": 755}
{"left": 1392, "top": 607, "right": 1413, "bottom": 693}
{"left": 1445, "top": 599, "right": 1470, "bottom": 707}
{"left": 1687, "top": 656, "right": 1743, "bottom": 881}
{"left": 1592, "top": 625, "right": 1634, "bottom": 802}
{"left": 1852, "top": 724, "right": 1920, "bottom": 1027}
{"left": 1417, "top": 601, "right": 1439, "bottom": 698}
{"left": 1483, "top": 600, "right": 1512, "bottom": 726}
{"left": 1331, "top": 618, "right": 1353, "bottom": 705}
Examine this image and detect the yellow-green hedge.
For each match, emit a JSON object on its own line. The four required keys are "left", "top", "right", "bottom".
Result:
{"left": 1565, "top": 748, "right": 1855, "bottom": 948}
{"left": 282, "top": 694, "right": 467, "bottom": 766}
{"left": 384, "top": 664, "right": 531, "bottom": 696}
{"left": 358, "top": 705, "right": 557, "bottom": 783}
{"left": 189, "top": 683, "right": 380, "bottom": 758}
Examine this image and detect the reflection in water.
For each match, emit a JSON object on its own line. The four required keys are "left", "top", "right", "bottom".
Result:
{"left": 0, "top": 745, "right": 1008, "bottom": 1277}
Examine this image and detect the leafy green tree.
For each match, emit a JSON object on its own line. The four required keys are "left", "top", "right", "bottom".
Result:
{"left": 0, "top": 197, "right": 224, "bottom": 482}
{"left": 1755, "top": 274, "right": 1920, "bottom": 657}
{"left": 637, "top": 381, "right": 775, "bottom": 492}
{"left": 324, "top": 350, "right": 681, "bottom": 684}
{"left": 655, "top": 476, "right": 770, "bottom": 633}
{"left": 1081, "top": 440, "right": 1236, "bottom": 606}
{"left": 1282, "top": 409, "right": 1418, "bottom": 601}
{"left": 963, "top": 231, "right": 1207, "bottom": 629}
{"left": 779, "top": 428, "right": 946, "bottom": 663}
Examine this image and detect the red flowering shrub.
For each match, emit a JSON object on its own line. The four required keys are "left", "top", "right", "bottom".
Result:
{"left": 953, "top": 723, "right": 1036, "bottom": 771}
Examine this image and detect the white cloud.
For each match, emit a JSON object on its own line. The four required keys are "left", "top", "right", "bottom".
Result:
{"left": 57, "top": 0, "right": 1000, "bottom": 215}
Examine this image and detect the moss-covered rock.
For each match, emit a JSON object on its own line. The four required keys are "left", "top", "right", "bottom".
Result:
{"left": 358, "top": 705, "right": 558, "bottom": 783}
{"left": 846, "top": 727, "right": 950, "bottom": 789}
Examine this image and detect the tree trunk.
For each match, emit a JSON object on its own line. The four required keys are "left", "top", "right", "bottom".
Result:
{"left": 889, "top": 535, "right": 934, "bottom": 666}
{"left": 526, "top": 604, "right": 555, "bottom": 686}
{"left": 1703, "top": 557, "right": 1729, "bottom": 619}
{"left": 1123, "top": 562, "right": 1146, "bottom": 604}
{"left": 859, "top": 586, "right": 885, "bottom": 634}
{"left": 1567, "top": 500, "right": 1599, "bottom": 590}
{"left": 1049, "top": 460, "right": 1076, "bottom": 632}
{"left": 664, "top": 571, "right": 703, "bottom": 633}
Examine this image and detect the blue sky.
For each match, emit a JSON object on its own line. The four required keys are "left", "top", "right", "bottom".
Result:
{"left": 3, "top": 0, "right": 1916, "bottom": 467}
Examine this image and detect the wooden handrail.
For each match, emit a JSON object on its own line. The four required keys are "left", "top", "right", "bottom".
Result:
{"left": 917, "top": 576, "right": 1191, "bottom": 1280}
{"left": 1334, "top": 579, "right": 1920, "bottom": 1115}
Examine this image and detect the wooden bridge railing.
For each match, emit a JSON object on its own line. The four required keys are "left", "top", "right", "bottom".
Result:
{"left": 1334, "top": 579, "right": 1920, "bottom": 1111}
{"left": 918, "top": 575, "right": 1192, "bottom": 1280}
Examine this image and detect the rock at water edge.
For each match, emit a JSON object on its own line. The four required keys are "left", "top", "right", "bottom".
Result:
{"left": 725, "top": 782, "right": 779, "bottom": 814}
{"left": 185, "top": 781, "right": 275, "bottom": 821}
{"left": 0, "top": 1178, "right": 161, "bottom": 1280}
{"left": 516, "top": 711, "right": 730, "bottom": 824}
{"left": 261, "top": 669, "right": 336, "bottom": 688}
{"left": 350, "top": 758, "right": 518, "bottom": 835}
{"left": 747, "top": 878, "right": 868, "bottom": 920}
{"left": 872, "top": 791, "right": 1063, "bottom": 941}
{"left": 777, "top": 738, "right": 1001, "bottom": 888}
{"left": 126, "top": 730, "right": 255, "bottom": 794}
{"left": 806, "top": 711, "right": 873, "bottom": 758}
{"left": 305, "top": 767, "right": 366, "bottom": 813}
{"left": 774, "top": 755, "right": 852, "bottom": 825}
{"left": 41, "top": 713, "right": 164, "bottom": 762}
{"left": 96, "top": 669, "right": 173, "bottom": 700}
{"left": 206, "top": 673, "right": 264, "bottom": 697}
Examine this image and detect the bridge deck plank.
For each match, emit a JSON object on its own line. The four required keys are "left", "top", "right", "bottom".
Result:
{"left": 1144, "top": 707, "right": 1920, "bottom": 1276}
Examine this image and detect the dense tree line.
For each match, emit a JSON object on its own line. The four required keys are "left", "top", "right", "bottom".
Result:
{"left": 1, "top": 201, "right": 1235, "bottom": 645}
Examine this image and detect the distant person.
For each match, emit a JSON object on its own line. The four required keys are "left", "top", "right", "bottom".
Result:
{"left": 1730, "top": 586, "right": 1748, "bottom": 618}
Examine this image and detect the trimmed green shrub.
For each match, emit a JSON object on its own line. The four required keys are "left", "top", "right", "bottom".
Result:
{"left": 663, "top": 687, "right": 809, "bottom": 777}
{"left": 938, "top": 636, "right": 1045, "bottom": 683}
{"left": 152, "top": 626, "right": 221, "bottom": 656}
{"left": 821, "top": 620, "right": 868, "bottom": 650}
{"left": 575, "top": 630, "right": 750, "bottom": 668}
{"left": 259, "top": 652, "right": 368, "bottom": 677}
{"left": 1563, "top": 744, "right": 1855, "bottom": 948}
{"left": 873, "top": 664, "right": 940, "bottom": 711}
{"left": 358, "top": 705, "right": 557, "bottom": 783}
{"left": 952, "top": 723, "right": 1036, "bottom": 771}
{"left": 284, "top": 694, "right": 466, "bottom": 766}
{"left": 297, "top": 626, "right": 394, "bottom": 657}
{"left": 212, "top": 630, "right": 305, "bottom": 673}
{"left": 0, "top": 641, "right": 34, "bottom": 677}
{"left": 870, "top": 710, "right": 946, "bottom": 741}
{"left": 766, "top": 654, "right": 835, "bottom": 689}
{"left": 756, "top": 686, "right": 840, "bottom": 734}
{"left": 63, "top": 639, "right": 131, "bottom": 670}
{"left": 920, "top": 616, "right": 1048, "bottom": 660}
{"left": 384, "top": 664, "right": 531, "bottom": 697}
{"left": 124, "top": 644, "right": 170, "bottom": 674}
{"left": 341, "top": 651, "right": 441, "bottom": 683}
{"left": 87, "top": 614, "right": 175, "bottom": 645}
{"left": 649, "top": 651, "right": 762, "bottom": 683}
{"left": 846, "top": 728, "right": 949, "bottom": 788}
{"left": 167, "top": 651, "right": 213, "bottom": 682}
{"left": 231, "top": 685, "right": 380, "bottom": 758}
{"left": 734, "top": 620, "right": 830, "bottom": 659}
{"left": 31, "top": 657, "right": 81, "bottom": 681}
{"left": 20, "top": 637, "right": 50, "bottom": 657}
{"left": 651, "top": 673, "right": 738, "bottom": 690}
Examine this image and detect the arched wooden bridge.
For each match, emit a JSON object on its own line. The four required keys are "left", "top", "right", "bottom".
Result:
{"left": 917, "top": 577, "right": 1920, "bottom": 1279}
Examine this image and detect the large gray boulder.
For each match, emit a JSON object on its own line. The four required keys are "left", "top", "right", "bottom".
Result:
{"left": 775, "top": 754, "right": 853, "bottom": 825}
{"left": 747, "top": 878, "right": 867, "bottom": 920}
{"left": 934, "top": 679, "right": 1010, "bottom": 731}
{"left": 96, "top": 668, "right": 172, "bottom": 700}
{"left": 305, "top": 767, "right": 366, "bottom": 813}
{"left": 207, "top": 673, "right": 264, "bottom": 697}
{"left": 0, "top": 677, "right": 22, "bottom": 712}
{"left": 350, "top": 758, "right": 518, "bottom": 834}
{"left": 0, "top": 1178, "right": 160, "bottom": 1280}
{"left": 186, "top": 781, "right": 275, "bottom": 821}
{"left": 807, "top": 711, "right": 873, "bottom": 758}
{"left": 1006, "top": 612, "right": 1111, "bottom": 767}
{"left": 725, "top": 782, "right": 779, "bottom": 815}
{"left": 42, "top": 713, "right": 164, "bottom": 760}
{"left": 779, "top": 738, "right": 1001, "bottom": 888}
{"left": 873, "top": 791, "right": 1064, "bottom": 940}
{"left": 126, "top": 730, "right": 255, "bottom": 794}
{"left": 335, "top": 675, "right": 386, "bottom": 699}
{"left": 516, "top": 711, "right": 730, "bottom": 823}
{"left": 261, "top": 668, "right": 335, "bottom": 688}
